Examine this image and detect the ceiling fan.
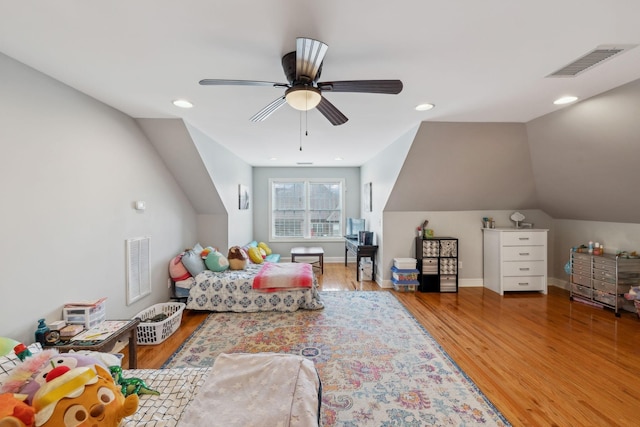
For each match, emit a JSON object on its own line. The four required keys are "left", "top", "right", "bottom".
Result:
{"left": 199, "top": 37, "right": 403, "bottom": 126}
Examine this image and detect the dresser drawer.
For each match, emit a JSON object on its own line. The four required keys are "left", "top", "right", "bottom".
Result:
{"left": 593, "top": 267, "right": 615, "bottom": 283}
{"left": 503, "top": 276, "right": 545, "bottom": 291}
{"left": 502, "top": 245, "right": 546, "bottom": 261}
{"left": 501, "top": 232, "right": 546, "bottom": 246}
{"left": 572, "top": 283, "right": 593, "bottom": 299}
{"left": 572, "top": 274, "right": 591, "bottom": 287}
{"left": 502, "top": 261, "right": 546, "bottom": 276}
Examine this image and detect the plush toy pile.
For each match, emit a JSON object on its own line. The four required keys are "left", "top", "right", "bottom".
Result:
{"left": 169, "top": 241, "right": 275, "bottom": 278}
{"left": 0, "top": 348, "right": 143, "bottom": 427}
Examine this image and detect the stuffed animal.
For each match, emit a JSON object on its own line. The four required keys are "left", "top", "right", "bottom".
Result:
{"left": 0, "top": 393, "right": 35, "bottom": 427}
{"left": 32, "top": 365, "right": 138, "bottom": 427}
{"left": 204, "top": 250, "right": 229, "bottom": 272}
{"left": 247, "top": 246, "right": 264, "bottom": 264}
{"left": 1, "top": 351, "right": 110, "bottom": 406}
{"left": 258, "top": 242, "right": 272, "bottom": 256}
{"left": 109, "top": 366, "right": 159, "bottom": 397}
{"left": 227, "top": 246, "right": 247, "bottom": 270}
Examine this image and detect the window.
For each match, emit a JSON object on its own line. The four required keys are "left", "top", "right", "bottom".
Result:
{"left": 270, "top": 179, "right": 344, "bottom": 240}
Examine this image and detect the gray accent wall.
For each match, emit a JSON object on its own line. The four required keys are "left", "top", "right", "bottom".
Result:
{"left": 386, "top": 122, "right": 537, "bottom": 211}
{"left": 526, "top": 78, "right": 640, "bottom": 223}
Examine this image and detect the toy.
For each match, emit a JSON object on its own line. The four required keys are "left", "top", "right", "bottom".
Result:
{"left": 204, "top": 250, "right": 229, "bottom": 272}
{"left": 227, "top": 246, "right": 247, "bottom": 270}
{"left": 1, "top": 351, "right": 110, "bottom": 406}
{"left": 258, "top": 242, "right": 272, "bottom": 255}
{"left": 0, "top": 393, "right": 35, "bottom": 427}
{"left": 109, "top": 366, "right": 160, "bottom": 397}
{"left": 32, "top": 365, "right": 138, "bottom": 427}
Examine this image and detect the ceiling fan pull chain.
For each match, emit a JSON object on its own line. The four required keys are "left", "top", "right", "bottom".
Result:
{"left": 299, "top": 111, "right": 303, "bottom": 151}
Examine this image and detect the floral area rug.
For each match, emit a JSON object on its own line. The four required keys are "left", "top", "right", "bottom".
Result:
{"left": 163, "top": 291, "right": 510, "bottom": 426}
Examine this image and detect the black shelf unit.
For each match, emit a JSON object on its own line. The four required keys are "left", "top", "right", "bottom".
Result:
{"left": 415, "top": 236, "right": 458, "bottom": 293}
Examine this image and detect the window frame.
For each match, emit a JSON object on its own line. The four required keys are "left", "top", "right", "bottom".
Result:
{"left": 269, "top": 178, "right": 346, "bottom": 242}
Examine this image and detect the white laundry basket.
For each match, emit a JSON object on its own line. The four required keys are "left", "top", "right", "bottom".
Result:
{"left": 134, "top": 302, "right": 185, "bottom": 345}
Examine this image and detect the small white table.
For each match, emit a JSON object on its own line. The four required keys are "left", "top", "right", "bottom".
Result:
{"left": 290, "top": 247, "right": 324, "bottom": 274}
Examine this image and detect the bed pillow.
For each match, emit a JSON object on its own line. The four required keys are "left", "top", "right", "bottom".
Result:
{"left": 181, "top": 249, "right": 206, "bottom": 276}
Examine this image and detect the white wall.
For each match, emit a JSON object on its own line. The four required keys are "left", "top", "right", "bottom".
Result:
{"left": 186, "top": 124, "right": 253, "bottom": 249}
{"left": 0, "top": 53, "right": 197, "bottom": 344}
{"left": 361, "top": 125, "right": 419, "bottom": 281}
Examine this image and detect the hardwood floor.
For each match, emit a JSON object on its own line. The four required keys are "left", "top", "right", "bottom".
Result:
{"left": 125, "top": 263, "right": 640, "bottom": 426}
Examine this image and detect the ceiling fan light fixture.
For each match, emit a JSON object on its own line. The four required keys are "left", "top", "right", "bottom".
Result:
{"left": 285, "top": 86, "right": 321, "bottom": 111}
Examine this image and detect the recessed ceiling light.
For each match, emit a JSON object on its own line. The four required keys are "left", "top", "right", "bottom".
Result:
{"left": 334, "top": 157, "right": 343, "bottom": 161}
{"left": 172, "top": 99, "right": 193, "bottom": 108}
{"left": 415, "top": 103, "right": 435, "bottom": 111}
{"left": 553, "top": 96, "right": 578, "bottom": 105}
{"left": 269, "top": 157, "right": 277, "bottom": 161}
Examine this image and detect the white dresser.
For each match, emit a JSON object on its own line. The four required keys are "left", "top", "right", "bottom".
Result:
{"left": 482, "top": 228, "right": 548, "bottom": 295}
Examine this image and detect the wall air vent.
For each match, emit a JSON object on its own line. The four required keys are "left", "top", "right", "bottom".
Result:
{"left": 547, "top": 45, "right": 637, "bottom": 78}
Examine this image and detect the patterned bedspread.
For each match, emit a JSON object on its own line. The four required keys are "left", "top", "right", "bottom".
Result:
{"left": 185, "top": 263, "right": 324, "bottom": 312}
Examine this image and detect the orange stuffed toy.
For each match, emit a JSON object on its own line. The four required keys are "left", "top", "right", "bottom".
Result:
{"left": 0, "top": 393, "right": 35, "bottom": 427}
{"left": 31, "top": 365, "right": 138, "bottom": 427}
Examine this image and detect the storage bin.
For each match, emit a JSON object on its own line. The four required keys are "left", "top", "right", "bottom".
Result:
{"left": 393, "top": 258, "right": 416, "bottom": 269}
{"left": 391, "top": 266, "right": 418, "bottom": 281}
{"left": 134, "top": 302, "right": 185, "bottom": 345}
{"left": 63, "top": 301, "right": 106, "bottom": 329}
{"left": 393, "top": 282, "right": 418, "bottom": 292}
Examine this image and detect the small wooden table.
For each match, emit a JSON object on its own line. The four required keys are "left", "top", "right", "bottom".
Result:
{"left": 291, "top": 247, "right": 324, "bottom": 274}
{"left": 345, "top": 238, "right": 378, "bottom": 281}
{"left": 45, "top": 319, "right": 140, "bottom": 369}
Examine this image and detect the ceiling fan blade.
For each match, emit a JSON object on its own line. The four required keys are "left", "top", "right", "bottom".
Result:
{"left": 250, "top": 96, "right": 287, "bottom": 122}
{"left": 317, "top": 80, "right": 403, "bottom": 94}
{"left": 316, "top": 96, "right": 348, "bottom": 126}
{"left": 199, "top": 79, "right": 288, "bottom": 88}
{"left": 296, "top": 38, "right": 328, "bottom": 82}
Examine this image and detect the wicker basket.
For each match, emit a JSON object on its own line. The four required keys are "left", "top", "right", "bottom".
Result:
{"left": 134, "top": 302, "right": 185, "bottom": 345}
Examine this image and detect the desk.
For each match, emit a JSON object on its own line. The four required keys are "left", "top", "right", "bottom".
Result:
{"left": 291, "top": 246, "right": 324, "bottom": 274}
{"left": 45, "top": 319, "right": 140, "bottom": 369}
{"left": 344, "top": 238, "right": 378, "bottom": 281}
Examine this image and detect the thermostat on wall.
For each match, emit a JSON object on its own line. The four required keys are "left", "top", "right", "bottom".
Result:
{"left": 135, "top": 201, "right": 146, "bottom": 211}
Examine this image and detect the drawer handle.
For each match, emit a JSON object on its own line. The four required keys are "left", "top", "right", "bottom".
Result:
{"left": 519, "top": 267, "right": 530, "bottom": 271}
{"left": 519, "top": 252, "right": 530, "bottom": 256}
{"left": 518, "top": 282, "right": 529, "bottom": 286}
{"left": 518, "top": 237, "right": 530, "bottom": 240}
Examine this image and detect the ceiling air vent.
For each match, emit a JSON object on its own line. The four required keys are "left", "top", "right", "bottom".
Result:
{"left": 296, "top": 162, "right": 313, "bottom": 165}
{"left": 547, "top": 45, "right": 637, "bottom": 78}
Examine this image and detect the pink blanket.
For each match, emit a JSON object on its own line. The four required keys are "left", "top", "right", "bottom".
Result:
{"left": 253, "top": 262, "right": 313, "bottom": 292}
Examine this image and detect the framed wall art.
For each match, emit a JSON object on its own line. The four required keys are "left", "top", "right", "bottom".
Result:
{"left": 238, "top": 184, "right": 250, "bottom": 210}
{"left": 364, "top": 182, "right": 372, "bottom": 212}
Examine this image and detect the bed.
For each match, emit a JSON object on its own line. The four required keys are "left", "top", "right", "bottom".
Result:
{"left": 0, "top": 346, "right": 321, "bottom": 427}
{"left": 174, "top": 263, "right": 324, "bottom": 312}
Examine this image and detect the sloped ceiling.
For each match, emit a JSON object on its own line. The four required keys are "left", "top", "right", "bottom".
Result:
{"left": 386, "top": 122, "right": 536, "bottom": 212}
{"left": 1, "top": 1, "right": 640, "bottom": 167}
{"left": 526, "top": 78, "right": 640, "bottom": 223}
